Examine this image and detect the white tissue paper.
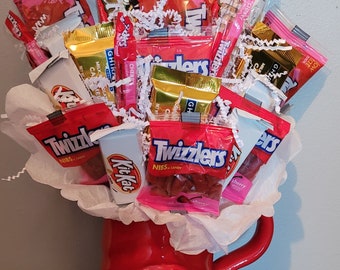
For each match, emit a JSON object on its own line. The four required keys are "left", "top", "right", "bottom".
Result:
{"left": 0, "top": 83, "right": 302, "bottom": 255}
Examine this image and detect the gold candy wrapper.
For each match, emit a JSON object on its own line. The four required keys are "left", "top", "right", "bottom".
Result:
{"left": 234, "top": 22, "right": 302, "bottom": 88}
{"left": 64, "top": 23, "right": 116, "bottom": 108}
{"left": 150, "top": 65, "right": 221, "bottom": 121}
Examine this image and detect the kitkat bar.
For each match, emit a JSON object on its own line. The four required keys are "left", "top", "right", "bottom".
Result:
{"left": 263, "top": 8, "right": 328, "bottom": 102}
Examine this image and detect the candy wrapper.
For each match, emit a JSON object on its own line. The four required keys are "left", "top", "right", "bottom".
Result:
{"left": 5, "top": 10, "right": 50, "bottom": 67}
{"left": 27, "top": 102, "right": 119, "bottom": 184}
{"left": 29, "top": 50, "right": 94, "bottom": 109}
{"left": 13, "top": 0, "right": 95, "bottom": 35}
{"left": 90, "top": 123, "right": 146, "bottom": 205}
{"left": 64, "top": 22, "right": 117, "bottom": 110}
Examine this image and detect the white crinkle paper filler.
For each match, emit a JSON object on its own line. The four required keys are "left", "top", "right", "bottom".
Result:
{"left": 1, "top": 83, "right": 301, "bottom": 255}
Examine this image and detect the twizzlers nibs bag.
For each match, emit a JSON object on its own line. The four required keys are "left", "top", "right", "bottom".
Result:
{"left": 27, "top": 103, "right": 119, "bottom": 184}
{"left": 138, "top": 120, "right": 237, "bottom": 216}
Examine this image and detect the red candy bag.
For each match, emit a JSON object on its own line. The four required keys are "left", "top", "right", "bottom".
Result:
{"left": 210, "top": 0, "right": 255, "bottom": 77}
{"left": 147, "top": 121, "right": 236, "bottom": 178}
{"left": 137, "top": 35, "right": 214, "bottom": 75}
{"left": 13, "top": 0, "right": 95, "bottom": 35}
{"left": 27, "top": 103, "right": 119, "bottom": 184}
{"left": 138, "top": 120, "right": 237, "bottom": 215}
{"left": 218, "top": 85, "right": 291, "bottom": 181}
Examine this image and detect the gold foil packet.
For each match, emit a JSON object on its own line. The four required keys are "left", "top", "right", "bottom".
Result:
{"left": 150, "top": 65, "right": 221, "bottom": 121}
{"left": 233, "top": 22, "right": 302, "bottom": 89}
{"left": 64, "top": 22, "right": 116, "bottom": 108}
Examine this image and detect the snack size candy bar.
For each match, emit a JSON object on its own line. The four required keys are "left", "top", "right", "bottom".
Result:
{"left": 150, "top": 65, "right": 220, "bottom": 120}
{"left": 239, "top": 21, "right": 303, "bottom": 89}
{"left": 64, "top": 22, "right": 116, "bottom": 110}
{"left": 210, "top": 0, "right": 255, "bottom": 77}
{"left": 5, "top": 11, "right": 50, "bottom": 67}
{"left": 137, "top": 35, "right": 214, "bottom": 75}
{"left": 29, "top": 50, "right": 93, "bottom": 109}
{"left": 263, "top": 7, "right": 328, "bottom": 102}
{"left": 92, "top": 125, "right": 145, "bottom": 204}
{"left": 13, "top": 0, "right": 95, "bottom": 35}
{"left": 27, "top": 103, "right": 119, "bottom": 183}
{"left": 114, "top": 12, "right": 137, "bottom": 110}
{"left": 126, "top": 0, "right": 219, "bottom": 36}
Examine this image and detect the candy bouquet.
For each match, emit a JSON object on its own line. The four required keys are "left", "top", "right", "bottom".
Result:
{"left": 1, "top": 0, "right": 327, "bottom": 258}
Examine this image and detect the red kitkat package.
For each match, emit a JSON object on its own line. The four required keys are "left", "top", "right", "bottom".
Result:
{"left": 27, "top": 103, "right": 119, "bottom": 184}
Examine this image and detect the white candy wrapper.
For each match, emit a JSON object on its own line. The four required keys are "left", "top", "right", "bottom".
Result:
{"left": 1, "top": 83, "right": 301, "bottom": 255}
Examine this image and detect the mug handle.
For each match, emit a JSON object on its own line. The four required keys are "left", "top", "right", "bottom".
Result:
{"left": 213, "top": 215, "right": 274, "bottom": 270}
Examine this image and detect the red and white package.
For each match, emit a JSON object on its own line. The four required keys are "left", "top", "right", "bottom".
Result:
{"left": 5, "top": 10, "right": 50, "bottom": 67}
{"left": 135, "top": 0, "right": 219, "bottom": 30}
{"left": 137, "top": 35, "right": 214, "bottom": 75}
{"left": 96, "top": 0, "right": 122, "bottom": 22}
{"left": 98, "top": 0, "right": 219, "bottom": 32}
{"left": 137, "top": 120, "right": 237, "bottom": 216}
{"left": 27, "top": 103, "right": 119, "bottom": 184}
{"left": 263, "top": 7, "right": 328, "bottom": 102}
{"left": 114, "top": 12, "right": 137, "bottom": 110}
{"left": 218, "top": 85, "right": 292, "bottom": 181}
{"left": 13, "top": 0, "right": 95, "bottom": 35}
{"left": 210, "top": 0, "right": 255, "bottom": 77}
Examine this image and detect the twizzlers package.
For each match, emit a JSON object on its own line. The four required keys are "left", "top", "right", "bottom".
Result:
{"left": 218, "top": 85, "right": 292, "bottom": 181}
{"left": 27, "top": 103, "right": 119, "bottom": 184}
{"left": 137, "top": 36, "right": 214, "bottom": 75}
{"left": 114, "top": 12, "right": 137, "bottom": 110}
{"left": 137, "top": 120, "right": 237, "bottom": 216}
{"left": 13, "top": 0, "right": 95, "bottom": 35}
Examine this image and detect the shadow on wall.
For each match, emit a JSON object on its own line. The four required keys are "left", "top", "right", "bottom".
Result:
{"left": 245, "top": 161, "right": 303, "bottom": 269}
{"left": 286, "top": 67, "right": 330, "bottom": 123}
{"left": 212, "top": 163, "right": 303, "bottom": 269}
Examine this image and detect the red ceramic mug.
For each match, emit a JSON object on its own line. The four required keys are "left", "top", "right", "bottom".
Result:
{"left": 101, "top": 216, "right": 273, "bottom": 270}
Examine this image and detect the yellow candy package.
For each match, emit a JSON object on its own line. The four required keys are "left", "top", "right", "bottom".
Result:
{"left": 64, "top": 22, "right": 116, "bottom": 110}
